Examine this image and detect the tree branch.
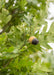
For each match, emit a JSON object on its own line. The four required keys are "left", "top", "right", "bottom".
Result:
{"left": 0, "top": 8, "right": 19, "bottom": 34}
{"left": 3, "top": 43, "right": 25, "bottom": 68}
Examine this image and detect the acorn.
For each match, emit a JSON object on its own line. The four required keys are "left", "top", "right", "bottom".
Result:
{"left": 29, "top": 36, "right": 39, "bottom": 45}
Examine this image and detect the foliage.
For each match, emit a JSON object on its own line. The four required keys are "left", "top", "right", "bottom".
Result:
{"left": 0, "top": 0, "right": 54, "bottom": 75}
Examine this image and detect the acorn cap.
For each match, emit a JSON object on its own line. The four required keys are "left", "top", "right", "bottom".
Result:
{"left": 29, "top": 36, "right": 36, "bottom": 43}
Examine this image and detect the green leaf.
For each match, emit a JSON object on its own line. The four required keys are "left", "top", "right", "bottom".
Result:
{"left": 0, "top": 8, "right": 12, "bottom": 27}
{"left": 47, "top": 22, "right": 54, "bottom": 43}
{"left": 0, "top": 0, "right": 5, "bottom": 9}
{"left": 38, "top": 25, "right": 52, "bottom": 49}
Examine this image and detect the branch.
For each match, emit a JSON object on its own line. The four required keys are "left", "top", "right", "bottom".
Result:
{"left": 0, "top": 18, "right": 12, "bottom": 34}
{"left": 0, "top": 8, "right": 19, "bottom": 34}
{"left": 3, "top": 43, "right": 25, "bottom": 68}
{"left": 3, "top": 58, "right": 13, "bottom": 68}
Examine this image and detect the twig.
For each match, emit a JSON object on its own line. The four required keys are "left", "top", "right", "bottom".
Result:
{"left": 3, "top": 43, "right": 25, "bottom": 68}
{"left": 30, "top": 24, "right": 31, "bottom": 36}
{"left": 3, "top": 58, "right": 13, "bottom": 68}
{"left": 0, "top": 8, "right": 19, "bottom": 34}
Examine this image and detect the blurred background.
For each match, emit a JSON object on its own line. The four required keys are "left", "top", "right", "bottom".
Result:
{"left": 0, "top": 0, "right": 54, "bottom": 75}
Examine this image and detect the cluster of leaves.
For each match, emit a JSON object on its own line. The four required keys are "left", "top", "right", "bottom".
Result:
{"left": 0, "top": 0, "right": 54, "bottom": 75}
